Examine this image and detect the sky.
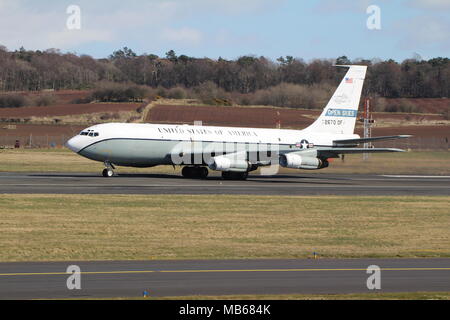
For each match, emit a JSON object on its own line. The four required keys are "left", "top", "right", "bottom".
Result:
{"left": 0, "top": 0, "right": 448, "bottom": 62}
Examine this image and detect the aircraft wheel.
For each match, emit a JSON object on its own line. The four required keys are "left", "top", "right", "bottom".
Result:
{"left": 102, "top": 168, "right": 114, "bottom": 177}
{"left": 222, "top": 172, "right": 248, "bottom": 181}
{"left": 199, "top": 167, "right": 209, "bottom": 179}
{"left": 221, "top": 172, "right": 230, "bottom": 180}
{"left": 182, "top": 167, "right": 209, "bottom": 179}
{"left": 182, "top": 166, "right": 193, "bottom": 178}
{"left": 240, "top": 172, "right": 249, "bottom": 180}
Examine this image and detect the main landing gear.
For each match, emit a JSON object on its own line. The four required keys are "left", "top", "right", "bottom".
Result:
{"left": 102, "top": 161, "right": 115, "bottom": 177}
{"left": 182, "top": 166, "right": 209, "bottom": 179}
{"left": 221, "top": 171, "right": 248, "bottom": 181}
{"left": 181, "top": 166, "right": 249, "bottom": 180}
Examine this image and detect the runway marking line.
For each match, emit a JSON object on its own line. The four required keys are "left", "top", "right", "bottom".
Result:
{"left": 382, "top": 175, "right": 450, "bottom": 179}
{"left": 2, "top": 184, "right": 448, "bottom": 189}
{"left": 1, "top": 267, "right": 449, "bottom": 277}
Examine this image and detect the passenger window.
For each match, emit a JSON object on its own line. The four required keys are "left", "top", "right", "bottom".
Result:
{"left": 80, "top": 132, "right": 88, "bottom": 136}
{"left": 88, "top": 132, "right": 94, "bottom": 137}
{"left": 94, "top": 133, "right": 99, "bottom": 137}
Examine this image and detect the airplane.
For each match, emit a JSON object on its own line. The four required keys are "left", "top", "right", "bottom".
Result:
{"left": 65, "top": 65, "right": 411, "bottom": 180}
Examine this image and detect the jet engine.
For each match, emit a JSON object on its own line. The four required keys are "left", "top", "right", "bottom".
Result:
{"left": 208, "top": 156, "right": 250, "bottom": 172}
{"left": 279, "top": 153, "right": 328, "bottom": 170}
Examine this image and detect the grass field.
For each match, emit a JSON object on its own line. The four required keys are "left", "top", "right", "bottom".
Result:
{"left": 0, "top": 194, "right": 449, "bottom": 262}
{"left": 0, "top": 148, "right": 449, "bottom": 175}
{"left": 154, "top": 292, "right": 450, "bottom": 300}
{"left": 82, "top": 292, "right": 450, "bottom": 300}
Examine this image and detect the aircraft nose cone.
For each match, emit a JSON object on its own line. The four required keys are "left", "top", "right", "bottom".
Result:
{"left": 65, "top": 136, "right": 84, "bottom": 153}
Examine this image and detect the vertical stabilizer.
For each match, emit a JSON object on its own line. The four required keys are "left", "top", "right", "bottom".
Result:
{"left": 304, "top": 65, "right": 367, "bottom": 135}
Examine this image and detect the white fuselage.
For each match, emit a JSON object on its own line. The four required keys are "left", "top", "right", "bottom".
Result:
{"left": 66, "top": 122, "right": 359, "bottom": 168}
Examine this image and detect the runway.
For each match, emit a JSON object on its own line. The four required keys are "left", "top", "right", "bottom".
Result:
{"left": 0, "top": 259, "right": 449, "bottom": 299}
{"left": 0, "top": 172, "right": 449, "bottom": 196}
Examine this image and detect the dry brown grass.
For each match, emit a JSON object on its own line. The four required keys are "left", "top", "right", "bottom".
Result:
{"left": 0, "top": 194, "right": 448, "bottom": 262}
{"left": 155, "top": 292, "right": 450, "bottom": 300}
{"left": 0, "top": 148, "right": 449, "bottom": 175}
{"left": 26, "top": 110, "right": 142, "bottom": 126}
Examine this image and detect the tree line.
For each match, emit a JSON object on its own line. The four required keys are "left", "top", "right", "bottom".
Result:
{"left": 0, "top": 46, "right": 448, "bottom": 100}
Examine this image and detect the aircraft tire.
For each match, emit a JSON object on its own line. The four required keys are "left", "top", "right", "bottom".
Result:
{"left": 102, "top": 168, "right": 114, "bottom": 177}
{"left": 181, "top": 166, "right": 193, "bottom": 178}
{"left": 222, "top": 172, "right": 248, "bottom": 181}
{"left": 182, "top": 166, "right": 209, "bottom": 179}
{"left": 199, "top": 167, "right": 209, "bottom": 179}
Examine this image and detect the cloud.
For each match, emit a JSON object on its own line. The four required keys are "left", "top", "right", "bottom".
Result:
{"left": 410, "top": 0, "right": 450, "bottom": 10}
{"left": 0, "top": 1, "right": 185, "bottom": 51}
{"left": 395, "top": 15, "right": 450, "bottom": 51}
{"left": 161, "top": 27, "right": 203, "bottom": 46}
{"left": 313, "top": 0, "right": 380, "bottom": 13}
{"left": 10, "top": 0, "right": 448, "bottom": 61}
{"left": 46, "top": 29, "right": 114, "bottom": 49}
{"left": 0, "top": 1, "right": 116, "bottom": 50}
{"left": 194, "top": 0, "right": 284, "bottom": 14}
{"left": 0, "top": 0, "right": 279, "bottom": 53}
{"left": 214, "top": 29, "right": 261, "bottom": 48}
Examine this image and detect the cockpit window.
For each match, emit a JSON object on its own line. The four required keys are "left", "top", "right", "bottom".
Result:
{"left": 80, "top": 131, "right": 99, "bottom": 137}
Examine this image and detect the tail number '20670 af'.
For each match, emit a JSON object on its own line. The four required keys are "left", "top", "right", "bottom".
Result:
{"left": 322, "top": 119, "right": 344, "bottom": 126}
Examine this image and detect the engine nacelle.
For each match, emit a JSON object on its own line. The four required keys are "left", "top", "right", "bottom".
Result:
{"left": 208, "top": 156, "right": 250, "bottom": 172}
{"left": 279, "top": 153, "right": 328, "bottom": 170}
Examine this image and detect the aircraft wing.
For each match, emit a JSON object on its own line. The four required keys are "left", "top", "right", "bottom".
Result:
{"left": 333, "top": 135, "right": 412, "bottom": 147}
{"left": 280, "top": 146, "right": 406, "bottom": 160}
{"left": 317, "top": 147, "right": 405, "bottom": 156}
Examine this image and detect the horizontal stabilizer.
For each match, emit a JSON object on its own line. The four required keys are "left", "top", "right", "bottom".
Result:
{"left": 327, "top": 147, "right": 405, "bottom": 154}
{"left": 317, "top": 147, "right": 406, "bottom": 157}
{"left": 333, "top": 135, "right": 412, "bottom": 147}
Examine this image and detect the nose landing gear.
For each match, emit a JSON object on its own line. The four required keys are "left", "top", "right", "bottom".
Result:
{"left": 102, "top": 161, "right": 115, "bottom": 177}
{"left": 102, "top": 168, "right": 114, "bottom": 177}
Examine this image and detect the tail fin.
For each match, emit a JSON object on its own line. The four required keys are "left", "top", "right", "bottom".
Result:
{"left": 305, "top": 65, "right": 367, "bottom": 135}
